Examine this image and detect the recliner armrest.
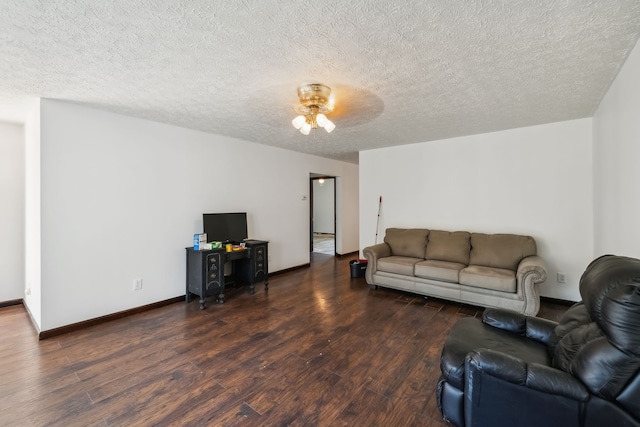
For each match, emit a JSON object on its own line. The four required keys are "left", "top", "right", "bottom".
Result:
{"left": 483, "top": 308, "right": 558, "bottom": 345}
{"left": 466, "top": 348, "right": 589, "bottom": 401}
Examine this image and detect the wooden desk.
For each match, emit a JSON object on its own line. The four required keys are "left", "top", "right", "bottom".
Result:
{"left": 185, "top": 240, "right": 268, "bottom": 309}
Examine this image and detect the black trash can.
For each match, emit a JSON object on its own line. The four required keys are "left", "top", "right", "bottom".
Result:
{"left": 349, "top": 259, "right": 368, "bottom": 278}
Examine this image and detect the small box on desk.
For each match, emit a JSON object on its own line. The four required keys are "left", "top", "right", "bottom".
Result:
{"left": 193, "top": 233, "right": 207, "bottom": 250}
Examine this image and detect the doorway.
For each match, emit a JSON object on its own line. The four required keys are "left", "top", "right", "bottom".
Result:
{"left": 310, "top": 175, "right": 336, "bottom": 255}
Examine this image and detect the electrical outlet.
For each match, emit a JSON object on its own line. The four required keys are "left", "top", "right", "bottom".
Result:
{"left": 133, "top": 278, "right": 143, "bottom": 291}
{"left": 557, "top": 272, "right": 566, "bottom": 283}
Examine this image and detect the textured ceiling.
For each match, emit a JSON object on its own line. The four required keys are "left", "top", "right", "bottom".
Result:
{"left": 1, "top": 1, "right": 640, "bottom": 164}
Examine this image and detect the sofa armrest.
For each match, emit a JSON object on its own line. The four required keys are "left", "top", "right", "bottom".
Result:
{"left": 362, "top": 243, "right": 391, "bottom": 284}
{"left": 482, "top": 308, "right": 558, "bottom": 345}
{"left": 517, "top": 255, "right": 547, "bottom": 280}
{"left": 516, "top": 255, "right": 547, "bottom": 316}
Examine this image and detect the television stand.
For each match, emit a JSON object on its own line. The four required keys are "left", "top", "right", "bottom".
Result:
{"left": 185, "top": 240, "right": 268, "bottom": 309}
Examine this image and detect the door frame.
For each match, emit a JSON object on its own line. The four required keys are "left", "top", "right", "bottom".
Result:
{"left": 309, "top": 176, "right": 336, "bottom": 255}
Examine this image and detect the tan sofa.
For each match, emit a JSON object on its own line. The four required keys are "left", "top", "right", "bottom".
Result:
{"left": 363, "top": 228, "right": 547, "bottom": 315}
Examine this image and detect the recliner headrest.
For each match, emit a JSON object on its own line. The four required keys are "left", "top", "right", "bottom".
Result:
{"left": 579, "top": 254, "right": 640, "bottom": 354}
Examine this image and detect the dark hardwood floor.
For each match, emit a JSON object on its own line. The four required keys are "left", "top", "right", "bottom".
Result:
{"left": 0, "top": 254, "right": 568, "bottom": 426}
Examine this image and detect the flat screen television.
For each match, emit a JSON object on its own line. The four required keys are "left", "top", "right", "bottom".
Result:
{"left": 203, "top": 212, "right": 248, "bottom": 243}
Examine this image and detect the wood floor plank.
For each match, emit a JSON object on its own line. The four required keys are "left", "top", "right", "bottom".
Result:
{"left": 96, "top": 362, "right": 216, "bottom": 425}
{"left": 26, "top": 389, "right": 97, "bottom": 427}
{"left": 0, "top": 254, "right": 569, "bottom": 426}
{"left": 0, "top": 372, "right": 80, "bottom": 413}
{"left": 259, "top": 365, "right": 344, "bottom": 425}
{"left": 330, "top": 385, "right": 391, "bottom": 427}
{"left": 86, "top": 348, "right": 192, "bottom": 403}
{"left": 0, "top": 351, "right": 77, "bottom": 400}
{"left": 241, "top": 352, "right": 311, "bottom": 415}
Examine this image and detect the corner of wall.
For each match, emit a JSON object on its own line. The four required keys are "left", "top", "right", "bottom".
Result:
{"left": 23, "top": 98, "right": 42, "bottom": 330}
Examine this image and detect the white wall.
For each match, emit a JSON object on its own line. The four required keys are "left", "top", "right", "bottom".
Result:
{"left": 24, "top": 100, "right": 41, "bottom": 327}
{"left": 360, "top": 119, "right": 593, "bottom": 301}
{"left": 32, "top": 99, "right": 359, "bottom": 331}
{"left": 593, "top": 39, "right": 640, "bottom": 259}
{"left": 313, "top": 179, "right": 335, "bottom": 234}
{"left": 0, "top": 122, "right": 24, "bottom": 302}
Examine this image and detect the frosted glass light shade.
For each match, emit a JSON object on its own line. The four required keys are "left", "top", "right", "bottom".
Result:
{"left": 323, "top": 120, "right": 336, "bottom": 133}
{"left": 316, "top": 113, "right": 328, "bottom": 127}
{"left": 292, "top": 115, "right": 306, "bottom": 129}
{"left": 300, "top": 122, "right": 312, "bottom": 135}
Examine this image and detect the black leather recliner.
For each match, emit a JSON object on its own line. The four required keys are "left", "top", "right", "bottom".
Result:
{"left": 436, "top": 254, "right": 640, "bottom": 427}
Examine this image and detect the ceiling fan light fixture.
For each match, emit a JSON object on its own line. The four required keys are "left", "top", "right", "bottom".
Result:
{"left": 292, "top": 83, "right": 336, "bottom": 135}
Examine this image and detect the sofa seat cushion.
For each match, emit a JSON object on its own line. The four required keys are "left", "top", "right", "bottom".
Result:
{"left": 425, "top": 230, "right": 471, "bottom": 265}
{"left": 459, "top": 265, "right": 516, "bottom": 292}
{"left": 384, "top": 228, "right": 430, "bottom": 258}
{"left": 377, "top": 256, "right": 422, "bottom": 275}
{"left": 415, "top": 260, "right": 466, "bottom": 283}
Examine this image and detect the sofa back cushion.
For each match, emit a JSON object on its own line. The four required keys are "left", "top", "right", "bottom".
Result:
{"left": 384, "top": 228, "right": 429, "bottom": 258}
{"left": 469, "top": 233, "right": 537, "bottom": 270}
{"left": 425, "top": 230, "right": 471, "bottom": 265}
